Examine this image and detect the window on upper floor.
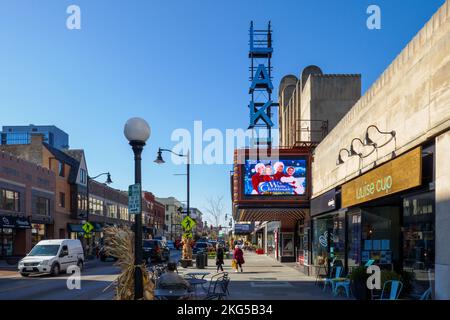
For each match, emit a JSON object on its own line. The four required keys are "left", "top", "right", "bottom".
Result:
{"left": 119, "top": 206, "right": 128, "bottom": 220}
{"left": 80, "top": 169, "right": 87, "bottom": 184}
{"left": 107, "top": 203, "right": 117, "bottom": 218}
{"left": 89, "top": 197, "right": 104, "bottom": 215}
{"left": 0, "top": 188, "right": 20, "bottom": 212}
{"left": 58, "top": 161, "right": 65, "bottom": 177}
{"left": 59, "top": 192, "right": 65, "bottom": 208}
{"left": 35, "top": 197, "right": 50, "bottom": 216}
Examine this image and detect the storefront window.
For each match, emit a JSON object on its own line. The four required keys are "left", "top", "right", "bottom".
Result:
{"left": 402, "top": 192, "right": 435, "bottom": 293}
{"left": 1, "top": 228, "right": 14, "bottom": 257}
{"left": 361, "top": 207, "right": 400, "bottom": 270}
{"left": 347, "top": 212, "right": 361, "bottom": 269}
{"left": 31, "top": 224, "right": 46, "bottom": 247}
{"left": 267, "top": 232, "right": 275, "bottom": 256}
{"left": 312, "top": 212, "right": 345, "bottom": 267}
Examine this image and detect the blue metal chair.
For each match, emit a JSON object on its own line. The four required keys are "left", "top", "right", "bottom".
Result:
{"left": 379, "top": 280, "right": 403, "bottom": 300}
{"left": 334, "top": 277, "right": 351, "bottom": 298}
{"left": 419, "top": 287, "right": 432, "bottom": 300}
{"left": 323, "top": 266, "right": 342, "bottom": 293}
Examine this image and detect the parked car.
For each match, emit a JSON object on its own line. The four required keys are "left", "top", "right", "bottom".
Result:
{"left": 18, "top": 239, "right": 84, "bottom": 277}
{"left": 192, "top": 242, "right": 214, "bottom": 257}
{"left": 166, "top": 240, "right": 175, "bottom": 250}
{"left": 153, "top": 236, "right": 167, "bottom": 246}
{"left": 143, "top": 239, "right": 170, "bottom": 263}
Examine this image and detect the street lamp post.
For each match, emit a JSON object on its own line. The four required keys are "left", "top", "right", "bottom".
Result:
{"left": 154, "top": 148, "right": 190, "bottom": 217}
{"left": 85, "top": 172, "right": 112, "bottom": 257}
{"left": 124, "top": 117, "right": 151, "bottom": 300}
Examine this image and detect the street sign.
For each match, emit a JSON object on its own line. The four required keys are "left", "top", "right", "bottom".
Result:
{"left": 181, "top": 216, "right": 196, "bottom": 231}
{"left": 183, "top": 231, "right": 193, "bottom": 238}
{"left": 128, "top": 183, "right": 141, "bottom": 214}
{"left": 82, "top": 221, "right": 94, "bottom": 234}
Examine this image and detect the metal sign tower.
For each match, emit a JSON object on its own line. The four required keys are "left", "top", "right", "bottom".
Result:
{"left": 248, "top": 21, "right": 278, "bottom": 149}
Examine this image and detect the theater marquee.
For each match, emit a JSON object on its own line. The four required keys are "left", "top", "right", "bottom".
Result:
{"left": 342, "top": 147, "right": 422, "bottom": 208}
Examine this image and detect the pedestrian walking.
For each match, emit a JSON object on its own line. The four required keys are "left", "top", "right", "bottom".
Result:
{"left": 233, "top": 245, "right": 245, "bottom": 272}
{"left": 216, "top": 244, "right": 224, "bottom": 272}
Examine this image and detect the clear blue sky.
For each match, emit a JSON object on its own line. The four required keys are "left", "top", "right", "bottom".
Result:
{"left": 0, "top": 0, "right": 444, "bottom": 225}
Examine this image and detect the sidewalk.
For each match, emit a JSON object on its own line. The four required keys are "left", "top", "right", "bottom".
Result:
{"left": 182, "top": 251, "right": 350, "bottom": 300}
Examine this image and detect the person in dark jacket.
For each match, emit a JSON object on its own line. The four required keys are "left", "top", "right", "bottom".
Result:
{"left": 233, "top": 245, "right": 245, "bottom": 272}
{"left": 216, "top": 244, "right": 224, "bottom": 272}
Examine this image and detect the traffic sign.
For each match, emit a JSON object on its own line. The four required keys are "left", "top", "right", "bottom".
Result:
{"left": 128, "top": 183, "right": 141, "bottom": 214}
{"left": 181, "top": 216, "right": 196, "bottom": 231}
{"left": 82, "top": 221, "right": 94, "bottom": 234}
{"left": 183, "top": 231, "right": 193, "bottom": 238}
{"left": 84, "top": 233, "right": 92, "bottom": 239}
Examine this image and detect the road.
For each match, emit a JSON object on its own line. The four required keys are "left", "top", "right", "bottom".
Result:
{"left": 0, "top": 249, "right": 181, "bottom": 300}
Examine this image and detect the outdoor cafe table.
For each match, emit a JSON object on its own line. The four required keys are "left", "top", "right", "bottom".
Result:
{"left": 185, "top": 272, "right": 210, "bottom": 280}
{"left": 186, "top": 278, "right": 208, "bottom": 298}
{"left": 154, "top": 288, "right": 189, "bottom": 300}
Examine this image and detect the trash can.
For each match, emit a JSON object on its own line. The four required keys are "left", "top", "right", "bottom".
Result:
{"left": 204, "top": 251, "right": 208, "bottom": 267}
{"left": 196, "top": 252, "right": 205, "bottom": 269}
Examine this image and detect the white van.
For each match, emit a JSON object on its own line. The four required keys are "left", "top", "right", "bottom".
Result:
{"left": 18, "top": 239, "right": 84, "bottom": 277}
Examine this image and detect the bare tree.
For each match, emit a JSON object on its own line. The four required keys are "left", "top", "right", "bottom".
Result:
{"left": 204, "top": 195, "right": 224, "bottom": 228}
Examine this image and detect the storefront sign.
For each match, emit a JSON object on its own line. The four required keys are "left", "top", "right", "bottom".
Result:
{"left": 0, "top": 216, "right": 31, "bottom": 229}
{"left": 234, "top": 223, "right": 254, "bottom": 234}
{"left": 342, "top": 147, "right": 422, "bottom": 208}
{"left": 311, "top": 188, "right": 338, "bottom": 216}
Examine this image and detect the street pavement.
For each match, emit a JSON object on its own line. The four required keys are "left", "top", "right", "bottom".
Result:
{"left": 179, "top": 251, "right": 350, "bottom": 300}
{"left": 0, "top": 249, "right": 181, "bottom": 300}
{"left": 0, "top": 250, "right": 349, "bottom": 300}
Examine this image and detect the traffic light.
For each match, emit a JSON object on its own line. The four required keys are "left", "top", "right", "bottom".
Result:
{"left": 219, "top": 225, "right": 222, "bottom": 230}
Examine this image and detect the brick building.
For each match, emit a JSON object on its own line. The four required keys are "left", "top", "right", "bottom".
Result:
{"left": 143, "top": 192, "right": 165, "bottom": 238}
{"left": 0, "top": 150, "right": 55, "bottom": 258}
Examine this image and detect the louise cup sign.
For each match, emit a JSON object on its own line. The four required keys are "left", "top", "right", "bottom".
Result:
{"left": 342, "top": 147, "right": 422, "bottom": 208}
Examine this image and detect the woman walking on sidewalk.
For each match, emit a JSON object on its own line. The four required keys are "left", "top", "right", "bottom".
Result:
{"left": 233, "top": 245, "right": 245, "bottom": 272}
{"left": 216, "top": 244, "right": 224, "bottom": 272}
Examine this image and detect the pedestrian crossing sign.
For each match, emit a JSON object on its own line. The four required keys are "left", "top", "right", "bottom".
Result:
{"left": 181, "top": 216, "right": 196, "bottom": 231}
{"left": 82, "top": 222, "right": 94, "bottom": 234}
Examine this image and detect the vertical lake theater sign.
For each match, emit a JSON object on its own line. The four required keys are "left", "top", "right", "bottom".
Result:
{"left": 342, "top": 147, "right": 422, "bottom": 208}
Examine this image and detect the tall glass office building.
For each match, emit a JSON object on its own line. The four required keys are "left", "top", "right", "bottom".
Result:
{"left": 0, "top": 125, "right": 69, "bottom": 150}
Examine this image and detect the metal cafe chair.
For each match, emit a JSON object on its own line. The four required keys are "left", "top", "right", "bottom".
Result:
{"left": 204, "top": 273, "right": 230, "bottom": 300}
{"left": 377, "top": 280, "right": 403, "bottom": 300}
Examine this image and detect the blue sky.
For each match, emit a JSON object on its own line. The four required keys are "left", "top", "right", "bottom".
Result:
{"left": 0, "top": 0, "right": 444, "bottom": 225}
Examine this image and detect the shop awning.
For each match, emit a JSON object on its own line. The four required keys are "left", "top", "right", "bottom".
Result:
{"left": 0, "top": 216, "right": 31, "bottom": 229}
{"left": 67, "top": 223, "right": 84, "bottom": 233}
{"left": 92, "top": 223, "right": 103, "bottom": 232}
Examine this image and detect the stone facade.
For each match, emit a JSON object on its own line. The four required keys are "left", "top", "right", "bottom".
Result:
{"left": 311, "top": 1, "right": 450, "bottom": 299}
{"left": 278, "top": 67, "right": 361, "bottom": 147}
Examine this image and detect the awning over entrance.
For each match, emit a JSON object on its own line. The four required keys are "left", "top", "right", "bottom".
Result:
{"left": 67, "top": 223, "right": 84, "bottom": 233}
{"left": 235, "top": 208, "right": 307, "bottom": 222}
{"left": 0, "top": 216, "right": 31, "bottom": 229}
